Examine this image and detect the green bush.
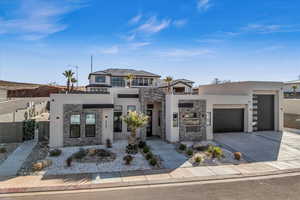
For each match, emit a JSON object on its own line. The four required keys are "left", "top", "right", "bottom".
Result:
{"left": 145, "top": 152, "right": 153, "bottom": 160}
{"left": 73, "top": 148, "right": 87, "bottom": 160}
{"left": 23, "top": 120, "right": 35, "bottom": 141}
{"left": 123, "top": 155, "right": 134, "bottom": 165}
{"left": 49, "top": 149, "right": 62, "bottom": 157}
{"left": 186, "top": 149, "right": 193, "bottom": 156}
{"left": 207, "top": 145, "right": 224, "bottom": 159}
{"left": 138, "top": 141, "right": 147, "bottom": 149}
{"left": 126, "top": 144, "right": 138, "bottom": 154}
{"left": 149, "top": 158, "right": 157, "bottom": 166}
{"left": 194, "top": 156, "right": 202, "bottom": 163}
{"left": 179, "top": 143, "right": 187, "bottom": 151}
{"left": 0, "top": 147, "right": 7, "bottom": 153}
{"left": 194, "top": 145, "right": 209, "bottom": 152}
{"left": 143, "top": 146, "right": 150, "bottom": 154}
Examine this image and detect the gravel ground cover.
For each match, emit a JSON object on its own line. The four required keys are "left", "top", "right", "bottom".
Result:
{"left": 43, "top": 141, "right": 151, "bottom": 175}
{"left": 0, "top": 143, "right": 20, "bottom": 165}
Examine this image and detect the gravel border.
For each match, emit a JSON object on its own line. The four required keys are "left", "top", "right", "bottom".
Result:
{"left": 0, "top": 143, "right": 21, "bottom": 165}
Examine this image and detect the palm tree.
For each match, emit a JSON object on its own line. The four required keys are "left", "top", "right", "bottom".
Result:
{"left": 292, "top": 85, "right": 298, "bottom": 96}
{"left": 125, "top": 73, "right": 135, "bottom": 88}
{"left": 70, "top": 78, "right": 77, "bottom": 92}
{"left": 122, "top": 111, "right": 148, "bottom": 145}
{"left": 62, "top": 70, "right": 75, "bottom": 92}
{"left": 164, "top": 76, "right": 173, "bottom": 94}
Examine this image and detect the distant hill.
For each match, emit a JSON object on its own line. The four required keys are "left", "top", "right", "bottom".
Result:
{"left": 0, "top": 80, "right": 42, "bottom": 90}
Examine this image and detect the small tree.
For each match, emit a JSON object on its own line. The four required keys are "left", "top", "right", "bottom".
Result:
{"left": 125, "top": 73, "right": 135, "bottom": 88}
{"left": 164, "top": 76, "right": 173, "bottom": 94}
{"left": 62, "top": 70, "right": 75, "bottom": 92}
{"left": 292, "top": 85, "right": 298, "bottom": 96}
{"left": 122, "top": 111, "right": 148, "bottom": 145}
{"left": 70, "top": 78, "right": 77, "bottom": 92}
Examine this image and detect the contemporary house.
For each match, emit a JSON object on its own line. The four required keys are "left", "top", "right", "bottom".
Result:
{"left": 49, "top": 68, "right": 284, "bottom": 148}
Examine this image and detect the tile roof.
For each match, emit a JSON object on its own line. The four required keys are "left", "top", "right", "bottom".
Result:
{"left": 89, "top": 68, "right": 161, "bottom": 77}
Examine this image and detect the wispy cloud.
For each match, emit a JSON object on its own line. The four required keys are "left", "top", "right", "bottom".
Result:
{"left": 242, "top": 24, "right": 300, "bottom": 34}
{"left": 0, "top": 0, "right": 87, "bottom": 40}
{"left": 159, "top": 48, "right": 214, "bottom": 58}
{"left": 129, "top": 42, "right": 151, "bottom": 49}
{"left": 135, "top": 16, "right": 171, "bottom": 34}
{"left": 129, "top": 14, "right": 142, "bottom": 25}
{"left": 99, "top": 45, "right": 120, "bottom": 54}
{"left": 173, "top": 19, "right": 188, "bottom": 28}
{"left": 254, "top": 45, "right": 284, "bottom": 53}
{"left": 197, "top": 0, "right": 212, "bottom": 12}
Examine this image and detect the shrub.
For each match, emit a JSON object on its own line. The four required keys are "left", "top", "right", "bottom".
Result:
{"left": 145, "top": 152, "right": 153, "bottom": 160}
{"left": 143, "top": 146, "right": 150, "bottom": 154}
{"left": 96, "top": 149, "right": 112, "bottom": 157}
{"left": 234, "top": 152, "right": 242, "bottom": 161}
{"left": 23, "top": 120, "right": 35, "bottom": 141}
{"left": 123, "top": 155, "right": 133, "bottom": 165}
{"left": 194, "top": 156, "right": 202, "bottom": 163}
{"left": 0, "top": 147, "right": 7, "bottom": 153}
{"left": 49, "top": 149, "right": 62, "bottom": 157}
{"left": 126, "top": 144, "right": 138, "bottom": 154}
{"left": 138, "top": 141, "right": 147, "bottom": 149}
{"left": 179, "top": 143, "right": 187, "bottom": 151}
{"left": 66, "top": 157, "right": 72, "bottom": 167}
{"left": 194, "top": 145, "right": 209, "bottom": 152}
{"left": 149, "top": 158, "right": 157, "bottom": 166}
{"left": 208, "top": 145, "right": 224, "bottom": 159}
{"left": 186, "top": 149, "right": 193, "bottom": 156}
{"left": 106, "top": 139, "right": 112, "bottom": 148}
{"left": 87, "top": 148, "right": 97, "bottom": 156}
{"left": 32, "top": 159, "right": 52, "bottom": 171}
{"left": 73, "top": 148, "right": 87, "bottom": 160}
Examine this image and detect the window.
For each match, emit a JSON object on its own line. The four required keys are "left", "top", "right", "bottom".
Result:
{"left": 95, "top": 75, "right": 106, "bottom": 83}
{"left": 85, "top": 114, "right": 96, "bottom": 137}
{"left": 111, "top": 77, "right": 125, "bottom": 87}
{"left": 114, "top": 105, "right": 122, "bottom": 132}
{"left": 158, "top": 111, "right": 161, "bottom": 127}
{"left": 70, "top": 114, "right": 80, "bottom": 138}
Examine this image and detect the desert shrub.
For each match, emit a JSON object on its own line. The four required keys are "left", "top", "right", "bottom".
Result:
{"left": 106, "top": 139, "right": 112, "bottom": 148}
{"left": 123, "top": 155, "right": 134, "bottom": 165}
{"left": 143, "top": 146, "right": 150, "bottom": 154}
{"left": 194, "top": 156, "right": 202, "bottom": 163}
{"left": 23, "top": 119, "right": 35, "bottom": 141}
{"left": 126, "top": 144, "right": 138, "bottom": 154}
{"left": 66, "top": 157, "right": 73, "bottom": 167}
{"left": 149, "top": 158, "right": 157, "bottom": 166}
{"left": 179, "top": 143, "right": 187, "bottom": 151}
{"left": 207, "top": 145, "right": 224, "bottom": 159}
{"left": 186, "top": 149, "right": 193, "bottom": 156}
{"left": 87, "top": 148, "right": 97, "bottom": 156}
{"left": 49, "top": 149, "right": 62, "bottom": 157}
{"left": 96, "top": 149, "right": 112, "bottom": 157}
{"left": 145, "top": 152, "right": 153, "bottom": 160}
{"left": 138, "top": 141, "right": 147, "bottom": 149}
{"left": 0, "top": 147, "right": 7, "bottom": 153}
{"left": 234, "top": 152, "right": 242, "bottom": 161}
{"left": 32, "top": 159, "right": 52, "bottom": 171}
{"left": 73, "top": 148, "right": 87, "bottom": 160}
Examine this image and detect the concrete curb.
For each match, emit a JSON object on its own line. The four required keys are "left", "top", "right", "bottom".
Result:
{"left": 1, "top": 167, "right": 300, "bottom": 194}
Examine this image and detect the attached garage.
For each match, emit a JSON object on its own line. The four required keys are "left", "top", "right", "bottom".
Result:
{"left": 213, "top": 108, "right": 244, "bottom": 133}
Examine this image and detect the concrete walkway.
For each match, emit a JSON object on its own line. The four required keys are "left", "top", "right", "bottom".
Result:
{"left": 0, "top": 140, "right": 37, "bottom": 176}
{"left": 147, "top": 140, "right": 192, "bottom": 169}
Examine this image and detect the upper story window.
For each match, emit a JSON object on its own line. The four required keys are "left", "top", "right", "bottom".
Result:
{"left": 132, "top": 78, "right": 154, "bottom": 87}
{"left": 111, "top": 77, "right": 125, "bottom": 87}
{"left": 95, "top": 75, "right": 106, "bottom": 83}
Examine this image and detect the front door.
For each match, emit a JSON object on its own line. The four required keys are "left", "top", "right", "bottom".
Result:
{"left": 146, "top": 110, "right": 153, "bottom": 137}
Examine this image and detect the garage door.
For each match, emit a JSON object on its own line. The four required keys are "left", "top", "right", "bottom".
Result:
{"left": 213, "top": 108, "right": 244, "bottom": 133}
{"left": 256, "top": 95, "right": 274, "bottom": 131}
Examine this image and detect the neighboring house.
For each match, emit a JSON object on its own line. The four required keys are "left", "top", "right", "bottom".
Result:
{"left": 284, "top": 80, "right": 300, "bottom": 95}
{"left": 8, "top": 85, "right": 66, "bottom": 98}
{"left": 0, "top": 88, "right": 7, "bottom": 102}
{"left": 49, "top": 68, "right": 284, "bottom": 148}
{"left": 159, "top": 79, "right": 194, "bottom": 94}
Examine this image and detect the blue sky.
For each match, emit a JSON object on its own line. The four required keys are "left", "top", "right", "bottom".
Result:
{"left": 0, "top": 0, "right": 300, "bottom": 86}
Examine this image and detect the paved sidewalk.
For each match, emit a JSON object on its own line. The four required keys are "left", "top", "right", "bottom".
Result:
{"left": 147, "top": 140, "right": 192, "bottom": 169}
{"left": 1, "top": 159, "right": 300, "bottom": 194}
{"left": 0, "top": 140, "right": 37, "bottom": 176}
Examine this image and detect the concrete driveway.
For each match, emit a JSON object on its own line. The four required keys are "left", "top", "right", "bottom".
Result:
{"left": 214, "top": 131, "right": 300, "bottom": 162}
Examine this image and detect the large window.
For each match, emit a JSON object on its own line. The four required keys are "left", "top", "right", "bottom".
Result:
{"left": 131, "top": 78, "right": 153, "bottom": 87}
{"left": 95, "top": 75, "right": 106, "bottom": 83}
{"left": 114, "top": 105, "right": 122, "bottom": 132}
{"left": 111, "top": 77, "right": 125, "bottom": 87}
{"left": 85, "top": 114, "right": 96, "bottom": 137}
{"left": 70, "top": 114, "right": 80, "bottom": 138}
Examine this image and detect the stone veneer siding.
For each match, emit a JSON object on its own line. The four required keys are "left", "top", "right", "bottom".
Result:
{"left": 139, "top": 88, "right": 166, "bottom": 140}
{"left": 179, "top": 99, "right": 206, "bottom": 141}
{"left": 63, "top": 104, "right": 102, "bottom": 146}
